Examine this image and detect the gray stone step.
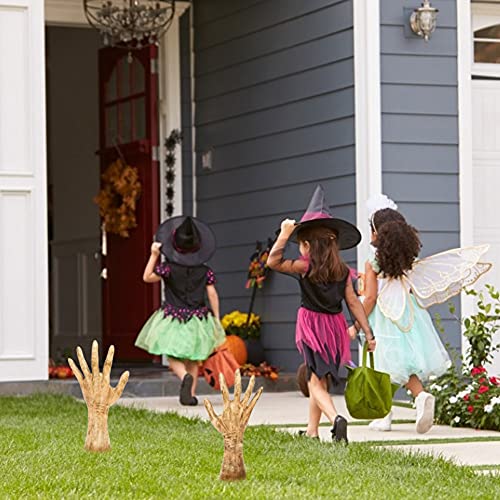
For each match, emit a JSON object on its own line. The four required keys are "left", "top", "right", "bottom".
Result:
{"left": 0, "top": 372, "right": 301, "bottom": 398}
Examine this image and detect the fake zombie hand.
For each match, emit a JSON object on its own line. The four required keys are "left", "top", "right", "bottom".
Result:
{"left": 204, "top": 370, "right": 263, "bottom": 481}
{"left": 68, "top": 340, "right": 129, "bottom": 452}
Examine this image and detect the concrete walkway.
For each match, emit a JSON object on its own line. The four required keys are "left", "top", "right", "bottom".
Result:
{"left": 117, "top": 391, "right": 500, "bottom": 471}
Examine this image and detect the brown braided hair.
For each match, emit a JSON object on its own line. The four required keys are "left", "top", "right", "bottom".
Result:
{"left": 371, "top": 208, "right": 421, "bottom": 278}
{"left": 296, "top": 225, "right": 349, "bottom": 283}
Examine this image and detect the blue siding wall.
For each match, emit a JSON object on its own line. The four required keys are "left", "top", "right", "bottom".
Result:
{"left": 193, "top": 0, "right": 356, "bottom": 370}
{"left": 380, "top": 0, "right": 461, "bottom": 350}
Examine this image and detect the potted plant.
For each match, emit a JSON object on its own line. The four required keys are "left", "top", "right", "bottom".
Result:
{"left": 221, "top": 311, "right": 265, "bottom": 365}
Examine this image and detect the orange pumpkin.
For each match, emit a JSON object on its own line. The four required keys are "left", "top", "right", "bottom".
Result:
{"left": 223, "top": 335, "right": 248, "bottom": 366}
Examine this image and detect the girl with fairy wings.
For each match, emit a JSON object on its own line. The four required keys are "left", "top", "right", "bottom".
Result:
{"left": 350, "top": 195, "right": 491, "bottom": 433}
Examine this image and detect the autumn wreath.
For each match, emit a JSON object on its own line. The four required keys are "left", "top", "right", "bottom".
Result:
{"left": 94, "top": 159, "right": 141, "bottom": 238}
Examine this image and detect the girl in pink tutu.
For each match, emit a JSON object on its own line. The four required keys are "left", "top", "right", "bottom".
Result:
{"left": 268, "top": 186, "right": 375, "bottom": 443}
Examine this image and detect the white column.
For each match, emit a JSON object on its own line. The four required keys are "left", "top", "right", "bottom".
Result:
{"left": 353, "top": 0, "right": 383, "bottom": 269}
{"left": 159, "top": 2, "right": 191, "bottom": 220}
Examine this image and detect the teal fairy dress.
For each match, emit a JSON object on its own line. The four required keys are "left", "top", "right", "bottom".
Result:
{"left": 135, "top": 261, "right": 225, "bottom": 360}
{"left": 368, "top": 257, "right": 451, "bottom": 385}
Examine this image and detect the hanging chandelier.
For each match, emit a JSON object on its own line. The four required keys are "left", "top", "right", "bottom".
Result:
{"left": 83, "top": 1, "right": 176, "bottom": 49}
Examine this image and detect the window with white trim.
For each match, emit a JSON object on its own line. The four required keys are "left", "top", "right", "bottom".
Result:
{"left": 475, "top": 24, "right": 500, "bottom": 64}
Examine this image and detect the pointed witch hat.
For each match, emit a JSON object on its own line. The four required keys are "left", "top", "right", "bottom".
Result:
{"left": 288, "top": 185, "right": 362, "bottom": 250}
{"left": 155, "top": 215, "right": 216, "bottom": 266}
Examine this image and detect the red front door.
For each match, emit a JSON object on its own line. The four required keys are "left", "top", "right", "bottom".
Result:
{"left": 98, "top": 46, "right": 160, "bottom": 361}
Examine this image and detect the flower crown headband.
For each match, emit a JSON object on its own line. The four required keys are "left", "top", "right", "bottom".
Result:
{"left": 366, "top": 194, "right": 398, "bottom": 233}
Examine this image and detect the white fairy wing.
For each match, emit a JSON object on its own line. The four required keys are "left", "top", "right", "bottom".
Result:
{"left": 406, "top": 245, "right": 492, "bottom": 308}
{"left": 378, "top": 277, "right": 409, "bottom": 324}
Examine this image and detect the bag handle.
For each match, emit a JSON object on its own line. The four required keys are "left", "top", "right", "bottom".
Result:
{"left": 362, "top": 342, "right": 375, "bottom": 369}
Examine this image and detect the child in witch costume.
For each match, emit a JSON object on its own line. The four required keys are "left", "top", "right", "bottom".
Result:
{"left": 268, "top": 186, "right": 375, "bottom": 443}
{"left": 350, "top": 195, "right": 491, "bottom": 433}
{"left": 136, "top": 216, "right": 226, "bottom": 406}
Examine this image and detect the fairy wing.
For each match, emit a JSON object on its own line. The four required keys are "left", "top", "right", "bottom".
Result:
{"left": 406, "top": 245, "right": 492, "bottom": 308}
{"left": 377, "top": 277, "right": 409, "bottom": 324}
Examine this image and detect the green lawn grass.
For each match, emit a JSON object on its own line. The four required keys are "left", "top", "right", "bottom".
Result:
{"left": 0, "top": 395, "right": 499, "bottom": 499}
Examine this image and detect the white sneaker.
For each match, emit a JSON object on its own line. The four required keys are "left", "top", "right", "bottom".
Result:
{"left": 368, "top": 411, "right": 393, "bottom": 431}
{"left": 415, "top": 391, "right": 435, "bottom": 434}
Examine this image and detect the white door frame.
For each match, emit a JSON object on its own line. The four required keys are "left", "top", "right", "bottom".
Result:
{"left": 457, "top": 2, "right": 475, "bottom": 334}
{"left": 44, "top": 0, "right": 190, "bottom": 219}
{"left": 0, "top": 0, "right": 48, "bottom": 381}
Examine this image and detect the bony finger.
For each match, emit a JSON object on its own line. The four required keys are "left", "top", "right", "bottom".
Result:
{"left": 112, "top": 370, "right": 130, "bottom": 402}
{"left": 68, "top": 358, "right": 83, "bottom": 384}
{"left": 76, "top": 346, "right": 91, "bottom": 378}
{"left": 219, "top": 373, "right": 230, "bottom": 402}
{"left": 242, "top": 375, "right": 255, "bottom": 406}
{"left": 102, "top": 345, "right": 115, "bottom": 381}
{"left": 91, "top": 340, "right": 100, "bottom": 376}
{"left": 204, "top": 399, "right": 218, "bottom": 420}
{"left": 233, "top": 369, "right": 242, "bottom": 401}
{"left": 204, "top": 399, "right": 224, "bottom": 434}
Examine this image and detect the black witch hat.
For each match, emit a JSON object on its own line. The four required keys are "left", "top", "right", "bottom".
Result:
{"left": 288, "top": 185, "right": 361, "bottom": 250}
{"left": 155, "top": 216, "right": 216, "bottom": 266}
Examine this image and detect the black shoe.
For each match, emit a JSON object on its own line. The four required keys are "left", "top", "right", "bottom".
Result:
{"left": 298, "top": 430, "right": 319, "bottom": 440}
{"left": 180, "top": 374, "right": 194, "bottom": 406}
{"left": 331, "top": 415, "right": 348, "bottom": 444}
{"left": 188, "top": 396, "right": 198, "bottom": 406}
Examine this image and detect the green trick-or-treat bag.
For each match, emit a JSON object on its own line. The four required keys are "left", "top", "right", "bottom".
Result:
{"left": 344, "top": 342, "right": 399, "bottom": 420}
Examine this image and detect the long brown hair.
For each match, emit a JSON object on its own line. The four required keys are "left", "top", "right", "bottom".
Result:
{"left": 371, "top": 208, "right": 421, "bottom": 278}
{"left": 296, "top": 225, "right": 348, "bottom": 283}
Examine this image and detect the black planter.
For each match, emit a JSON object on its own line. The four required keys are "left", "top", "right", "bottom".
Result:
{"left": 244, "top": 338, "right": 265, "bottom": 365}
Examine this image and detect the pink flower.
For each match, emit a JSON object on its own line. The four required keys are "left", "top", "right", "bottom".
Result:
{"left": 463, "top": 394, "right": 470, "bottom": 401}
{"left": 490, "top": 377, "right": 499, "bottom": 385}
{"left": 478, "top": 385, "right": 490, "bottom": 394}
{"left": 471, "top": 366, "right": 487, "bottom": 376}
{"left": 479, "top": 377, "right": 486, "bottom": 384}
{"left": 467, "top": 405, "right": 474, "bottom": 413}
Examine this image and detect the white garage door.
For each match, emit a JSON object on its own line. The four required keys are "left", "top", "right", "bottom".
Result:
{"left": 472, "top": 79, "right": 500, "bottom": 376}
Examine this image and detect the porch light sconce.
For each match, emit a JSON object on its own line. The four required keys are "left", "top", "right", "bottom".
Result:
{"left": 409, "top": 0, "right": 438, "bottom": 41}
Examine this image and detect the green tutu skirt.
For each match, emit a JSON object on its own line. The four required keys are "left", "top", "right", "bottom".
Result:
{"left": 135, "top": 310, "right": 226, "bottom": 361}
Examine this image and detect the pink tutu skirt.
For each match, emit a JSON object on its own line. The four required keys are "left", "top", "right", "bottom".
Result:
{"left": 296, "top": 307, "right": 351, "bottom": 380}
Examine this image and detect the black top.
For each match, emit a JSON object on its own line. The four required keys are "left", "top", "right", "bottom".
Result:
{"left": 154, "top": 261, "right": 216, "bottom": 312}
{"left": 299, "top": 273, "right": 347, "bottom": 314}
